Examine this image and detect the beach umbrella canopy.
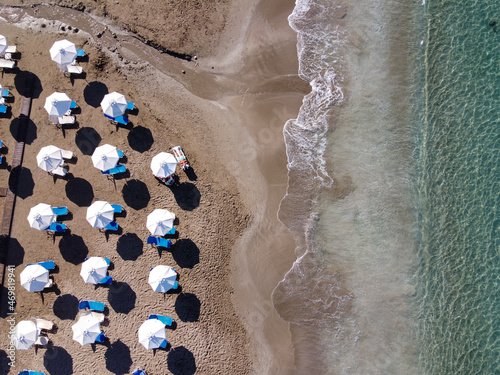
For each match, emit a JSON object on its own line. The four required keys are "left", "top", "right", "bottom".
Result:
{"left": 72, "top": 314, "right": 101, "bottom": 345}
{"left": 80, "top": 256, "right": 109, "bottom": 284}
{"left": 150, "top": 152, "right": 177, "bottom": 178}
{"left": 13, "top": 320, "right": 38, "bottom": 350}
{"left": 91, "top": 144, "right": 120, "bottom": 171}
{"left": 36, "top": 145, "right": 63, "bottom": 172}
{"left": 100, "top": 91, "right": 127, "bottom": 117}
{"left": 44, "top": 92, "right": 72, "bottom": 117}
{"left": 86, "top": 201, "right": 114, "bottom": 229}
{"left": 0, "top": 35, "right": 7, "bottom": 56}
{"left": 50, "top": 39, "right": 77, "bottom": 65}
{"left": 27, "top": 203, "right": 56, "bottom": 230}
{"left": 146, "top": 209, "right": 175, "bottom": 236}
{"left": 20, "top": 264, "right": 49, "bottom": 292}
{"left": 148, "top": 265, "right": 177, "bottom": 293}
{"left": 138, "top": 319, "right": 166, "bottom": 349}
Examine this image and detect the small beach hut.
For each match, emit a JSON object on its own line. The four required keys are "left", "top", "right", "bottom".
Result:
{"left": 49, "top": 39, "right": 77, "bottom": 65}
{"left": 72, "top": 314, "right": 101, "bottom": 345}
{"left": 148, "top": 265, "right": 177, "bottom": 293}
{"left": 86, "top": 201, "right": 115, "bottom": 229}
{"left": 36, "top": 145, "right": 63, "bottom": 172}
{"left": 91, "top": 144, "right": 120, "bottom": 172}
{"left": 27, "top": 203, "right": 56, "bottom": 230}
{"left": 20, "top": 264, "right": 50, "bottom": 292}
{"left": 80, "top": 257, "right": 109, "bottom": 284}
{"left": 13, "top": 320, "right": 38, "bottom": 350}
{"left": 44, "top": 92, "right": 72, "bottom": 117}
{"left": 146, "top": 209, "right": 175, "bottom": 236}
{"left": 100, "top": 91, "right": 127, "bottom": 118}
{"left": 138, "top": 319, "right": 167, "bottom": 349}
{"left": 150, "top": 152, "right": 177, "bottom": 178}
{"left": 0, "top": 35, "right": 7, "bottom": 56}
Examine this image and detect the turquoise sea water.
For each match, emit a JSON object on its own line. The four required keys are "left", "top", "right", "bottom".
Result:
{"left": 275, "top": 0, "right": 499, "bottom": 373}
{"left": 417, "top": 0, "right": 500, "bottom": 373}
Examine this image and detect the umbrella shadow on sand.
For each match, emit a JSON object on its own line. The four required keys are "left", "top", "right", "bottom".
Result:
{"left": 65, "top": 177, "right": 94, "bottom": 206}
{"left": 8, "top": 166, "right": 34, "bottom": 199}
{"left": 105, "top": 340, "right": 133, "bottom": 375}
{"left": 44, "top": 346, "right": 73, "bottom": 375}
{"left": 83, "top": 81, "right": 108, "bottom": 108}
{"left": 10, "top": 116, "right": 37, "bottom": 144}
{"left": 122, "top": 179, "right": 150, "bottom": 210}
{"left": 175, "top": 293, "right": 200, "bottom": 322}
{"left": 53, "top": 294, "right": 79, "bottom": 320}
{"left": 167, "top": 346, "right": 197, "bottom": 375}
{"left": 116, "top": 233, "right": 143, "bottom": 260}
{"left": 75, "top": 127, "right": 102, "bottom": 155}
{"left": 170, "top": 182, "right": 200, "bottom": 211}
{"left": 107, "top": 282, "right": 136, "bottom": 314}
{"left": 14, "top": 70, "right": 43, "bottom": 99}
{"left": 0, "top": 350, "right": 10, "bottom": 374}
{"left": 59, "top": 233, "right": 89, "bottom": 264}
{"left": 170, "top": 239, "right": 199, "bottom": 269}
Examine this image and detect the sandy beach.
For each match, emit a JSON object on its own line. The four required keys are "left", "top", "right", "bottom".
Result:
{"left": 0, "top": 0, "right": 307, "bottom": 374}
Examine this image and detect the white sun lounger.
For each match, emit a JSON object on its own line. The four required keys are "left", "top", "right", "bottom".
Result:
{"left": 51, "top": 166, "right": 68, "bottom": 177}
{"left": 66, "top": 64, "right": 83, "bottom": 74}
{"left": 90, "top": 311, "right": 105, "bottom": 323}
{"left": 34, "top": 318, "right": 53, "bottom": 331}
{"left": 61, "top": 149, "right": 73, "bottom": 159}
{"left": 0, "top": 59, "right": 15, "bottom": 69}
{"left": 57, "top": 115, "right": 75, "bottom": 125}
{"left": 5, "top": 45, "right": 17, "bottom": 54}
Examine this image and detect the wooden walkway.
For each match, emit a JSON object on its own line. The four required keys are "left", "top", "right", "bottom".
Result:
{"left": 0, "top": 80, "right": 33, "bottom": 298}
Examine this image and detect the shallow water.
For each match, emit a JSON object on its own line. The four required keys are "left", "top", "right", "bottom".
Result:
{"left": 274, "top": 0, "right": 499, "bottom": 373}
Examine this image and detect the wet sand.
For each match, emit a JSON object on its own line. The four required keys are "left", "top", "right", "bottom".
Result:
{"left": 0, "top": 0, "right": 307, "bottom": 373}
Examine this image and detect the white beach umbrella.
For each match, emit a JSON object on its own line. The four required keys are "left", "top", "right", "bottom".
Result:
{"left": 0, "top": 35, "right": 7, "bottom": 56}
{"left": 72, "top": 314, "right": 101, "bottom": 345}
{"left": 80, "top": 256, "right": 109, "bottom": 284}
{"left": 44, "top": 92, "right": 72, "bottom": 117}
{"left": 20, "top": 264, "right": 50, "bottom": 292}
{"left": 27, "top": 203, "right": 56, "bottom": 230}
{"left": 138, "top": 319, "right": 166, "bottom": 350}
{"left": 36, "top": 145, "right": 63, "bottom": 172}
{"left": 91, "top": 144, "right": 120, "bottom": 171}
{"left": 150, "top": 152, "right": 177, "bottom": 178}
{"left": 50, "top": 39, "right": 77, "bottom": 65}
{"left": 13, "top": 320, "right": 38, "bottom": 350}
{"left": 100, "top": 91, "right": 127, "bottom": 117}
{"left": 148, "top": 265, "right": 177, "bottom": 293}
{"left": 146, "top": 209, "right": 175, "bottom": 236}
{"left": 86, "top": 201, "right": 114, "bottom": 229}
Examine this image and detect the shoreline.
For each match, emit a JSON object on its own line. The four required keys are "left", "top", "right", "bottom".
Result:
{"left": 0, "top": 1, "right": 307, "bottom": 373}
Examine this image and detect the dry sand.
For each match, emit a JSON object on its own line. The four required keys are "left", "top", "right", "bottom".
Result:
{"left": 0, "top": 0, "right": 308, "bottom": 374}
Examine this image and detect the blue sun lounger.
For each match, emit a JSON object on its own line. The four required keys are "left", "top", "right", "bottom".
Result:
{"left": 47, "top": 223, "right": 66, "bottom": 232}
{"left": 52, "top": 206, "right": 68, "bottom": 216}
{"left": 2, "top": 89, "right": 9, "bottom": 97}
{"left": 95, "top": 332, "right": 106, "bottom": 343}
{"left": 148, "top": 314, "right": 173, "bottom": 326}
{"left": 126, "top": 101, "right": 135, "bottom": 110}
{"left": 111, "top": 204, "right": 123, "bottom": 213}
{"left": 114, "top": 115, "right": 129, "bottom": 125}
{"left": 0, "top": 105, "right": 8, "bottom": 113}
{"left": 104, "top": 222, "right": 119, "bottom": 231}
{"left": 146, "top": 236, "right": 172, "bottom": 248}
{"left": 76, "top": 49, "right": 85, "bottom": 57}
{"left": 79, "top": 300, "right": 105, "bottom": 311}
{"left": 18, "top": 371, "right": 45, "bottom": 375}
{"left": 159, "top": 339, "right": 168, "bottom": 348}
{"left": 101, "top": 164, "right": 127, "bottom": 175}
{"left": 99, "top": 276, "right": 113, "bottom": 285}
{"left": 117, "top": 150, "right": 124, "bottom": 158}
{"left": 132, "top": 369, "right": 147, "bottom": 375}
{"left": 26, "top": 261, "right": 55, "bottom": 270}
